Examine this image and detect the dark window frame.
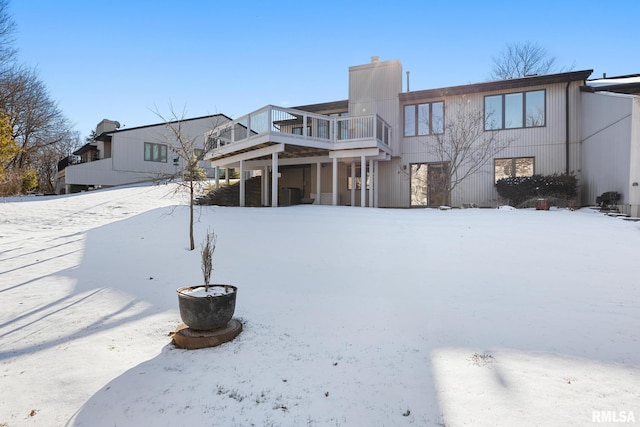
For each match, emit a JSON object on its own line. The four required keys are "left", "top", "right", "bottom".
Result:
{"left": 494, "top": 156, "right": 535, "bottom": 183}
{"left": 404, "top": 101, "right": 445, "bottom": 137}
{"left": 484, "top": 89, "right": 546, "bottom": 131}
{"left": 144, "top": 142, "right": 168, "bottom": 163}
{"left": 347, "top": 165, "right": 370, "bottom": 190}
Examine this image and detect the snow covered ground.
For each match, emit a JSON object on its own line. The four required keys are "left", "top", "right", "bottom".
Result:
{"left": 1, "top": 183, "right": 639, "bottom": 426}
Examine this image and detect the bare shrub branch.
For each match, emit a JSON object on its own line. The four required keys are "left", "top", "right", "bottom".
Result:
{"left": 422, "top": 98, "right": 515, "bottom": 205}
{"left": 201, "top": 229, "right": 216, "bottom": 291}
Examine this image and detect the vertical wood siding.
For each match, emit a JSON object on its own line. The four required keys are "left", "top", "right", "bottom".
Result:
{"left": 396, "top": 81, "right": 583, "bottom": 207}
{"left": 349, "top": 60, "right": 401, "bottom": 155}
{"left": 580, "top": 92, "right": 633, "bottom": 206}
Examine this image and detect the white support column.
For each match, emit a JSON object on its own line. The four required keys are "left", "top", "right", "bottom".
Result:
{"left": 239, "top": 160, "right": 245, "bottom": 207}
{"left": 260, "top": 167, "right": 265, "bottom": 206}
{"left": 271, "top": 152, "right": 278, "bottom": 207}
{"left": 369, "top": 159, "right": 374, "bottom": 207}
{"left": 263, "top": 166, "right": 269, "bottom": 206}
{"left": 332, "top": 157, "right": 338, "bottom": 206}
{"left": 350, "top": 161, "right": 356, "bottom": 207}
{"left": 214, "top": 166, "right": 220, "bottom": 190}
{"left": 360, "top": 155, "right": 366, "bottom": 208}
{"left": 374, "top": 161, "right": 379, "bottom": 208}
{"left": 316, "top": 162, "right": 321, "bottom": 205}
{"left": 225, "top": 168, "right": 230, "bottom": 185}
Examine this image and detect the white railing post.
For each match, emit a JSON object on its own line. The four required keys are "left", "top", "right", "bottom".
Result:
{"left": 268, "top": 107, "right": 273, "bottom": 135}
{"left": 303, "top": 114, "right": 307, "bottom": 138}
{"left": 374, "top": 117, "right": 378, "bottom": 142}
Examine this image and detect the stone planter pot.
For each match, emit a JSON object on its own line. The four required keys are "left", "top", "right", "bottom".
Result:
{"left": 535, "top": 199, "right": 551, "bottom": 210}
{"left": 177, "top": 285, "right": 237, "bottom": 331}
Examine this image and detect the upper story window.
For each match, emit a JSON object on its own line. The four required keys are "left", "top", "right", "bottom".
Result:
{"left": 485, "top": 90, "right": 545, "bottom": 130}
{"left": 144, "top": 142, "right": 167, "bottom": 163}
{"left": 404, "top": 101, "right": 444, "bottom": 137}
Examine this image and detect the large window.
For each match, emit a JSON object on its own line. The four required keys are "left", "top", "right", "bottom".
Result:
{"left": 494, "top": 157, "right": 534, "bottom": 183}
{"left": 404, "top": 101, "right": 444, "bottom": 136}
{"left": 485, "top": 90, "right": 545, "bottom": 130}
{"left": 144, "top": 142, "right": 167, "bottom": 162}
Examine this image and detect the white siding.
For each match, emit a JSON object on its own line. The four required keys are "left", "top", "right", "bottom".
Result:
{"left": 580, "top": 92, "right": 635, "bottom": 210}
{"left": 396, "top": 81, "right": 581, "bottom": 207}
{"left": 65, "top": 116, "right": 230, "bottom": 188}
{"left": 377, "top": 157, "right": 407, "bottom": 207}
{"left": 65, "top": 158, "right": 161, "bottom": 186}
{"left": 630, "top": 97, "right": 640, "bottom": 216}
{"left": 348, "top": 59, "right": 402, "bottom": 155}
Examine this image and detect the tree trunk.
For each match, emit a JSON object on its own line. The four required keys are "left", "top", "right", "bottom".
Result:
{"left": 189, "top": 182, "right": 195, "bottom": 250}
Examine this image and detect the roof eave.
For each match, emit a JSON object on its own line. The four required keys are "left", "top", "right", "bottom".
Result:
{"left": 400, "top": 70, "right": 594, "bottom": 101}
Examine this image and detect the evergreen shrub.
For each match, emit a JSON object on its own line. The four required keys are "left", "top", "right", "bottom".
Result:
{"left": 496, "top": 172, "right": 578, "bottom": 207}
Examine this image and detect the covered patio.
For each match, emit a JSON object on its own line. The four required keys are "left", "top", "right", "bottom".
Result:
{"left": 205, "top": 105, "right": 392, "bottom": 207}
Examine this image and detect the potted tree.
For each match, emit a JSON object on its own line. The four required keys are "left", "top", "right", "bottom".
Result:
{"left": 176, "top": 230, "right": 238, "bottom": 331}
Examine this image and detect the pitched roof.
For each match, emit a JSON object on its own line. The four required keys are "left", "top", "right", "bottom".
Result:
{"left": 95, "top": 114, "right": 232, "bottom": 141}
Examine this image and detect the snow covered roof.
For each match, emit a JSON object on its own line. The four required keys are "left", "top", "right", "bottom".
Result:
{"left": 583, "top": 74, "right": 640, "bottom": 95}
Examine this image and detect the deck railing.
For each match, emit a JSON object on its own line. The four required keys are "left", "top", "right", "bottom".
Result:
{"left": 206, "top": 105, "right": 391, "bottom": 150}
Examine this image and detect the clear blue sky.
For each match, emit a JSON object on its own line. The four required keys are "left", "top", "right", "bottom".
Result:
{"left": 10, "top": 0, "right": 640, "bottom": 140}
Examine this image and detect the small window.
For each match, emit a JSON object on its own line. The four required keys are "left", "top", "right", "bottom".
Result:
{"left": 494, "top": 157, "right": 534, "bottom": 183}
{"left": 144, "top": 142, "right": 167, "bottom": 162}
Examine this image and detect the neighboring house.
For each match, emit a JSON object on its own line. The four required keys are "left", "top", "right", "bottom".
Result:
{"left": 207, "top": 57, "right": 635, "bottom": 211}
{"left": 57, "top": 115, "right": 231, "bottom": 194}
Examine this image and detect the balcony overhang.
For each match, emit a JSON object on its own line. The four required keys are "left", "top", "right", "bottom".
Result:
{"left": 205, "top": 105, "right": 392, "bottom": 168}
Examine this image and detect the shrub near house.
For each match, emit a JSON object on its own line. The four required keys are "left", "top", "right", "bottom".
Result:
{"left": 496, "top": 172, "right": 578, "bottom": 207}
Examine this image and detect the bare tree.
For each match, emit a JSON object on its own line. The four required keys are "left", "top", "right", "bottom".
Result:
{"left": 422, "top": 99, "right": 515, "bottom": 205}
{"left": 0, "top": 1, "right": 77, "bottom": 195}
{"left": 155, "top": 105, "right": 227, "bottom": 250}
{"left": 489, "top": 41, "right": 563, "bottom": 80}
{"left": 35, "top": 128, "right": 81, "bottom": 193}
{"left": 0, "top": 0, "right": 16, "bottom": 72}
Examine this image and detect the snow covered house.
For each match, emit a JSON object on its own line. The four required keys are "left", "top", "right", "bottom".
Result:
{"left": 61, "top": 57, "right": 640, "bottom": 216}
{"left": 206, "top": 57, "right": 603, "bottom": 209}
{"left": 57, "top": 114, "right": 231, "bottom": 194}
{"left": 206, "top": 57, "right": 640, "bottom": 214}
